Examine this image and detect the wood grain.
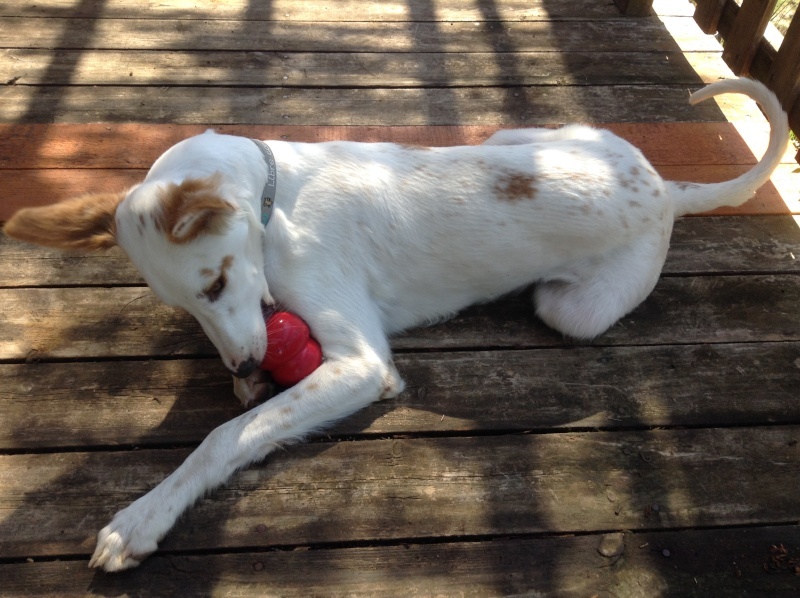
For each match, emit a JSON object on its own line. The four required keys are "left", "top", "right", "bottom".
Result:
{"left": 1, "top": 342, "right": 798, "bottom": 449}
{"left": 0, "top": 49, "right": 719, "bottom": 88}
{"left": 0, "top": 0, "right": 636, "bottom": 21}
{"left": 0, "top": 84, "right": 742, "bottom": 126}
{"left": 0, "top": 17, "right": 721, "bottom": 52}
{"left": 1, "top": 427, "right": 798, "bottom": 557}
{"left": 2, "top": 122, "right": 793, "bottom": 170}
{"left": 4, "top": 527, "right": 800, "bottom": 596}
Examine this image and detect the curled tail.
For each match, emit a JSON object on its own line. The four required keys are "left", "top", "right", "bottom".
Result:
{"left": 669, "top": 78, "right": 789, "bottom": 218}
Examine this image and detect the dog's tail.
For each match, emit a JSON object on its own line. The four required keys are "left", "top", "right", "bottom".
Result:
{"left": 668, "top": 78, "right": 789, "bottom": 218}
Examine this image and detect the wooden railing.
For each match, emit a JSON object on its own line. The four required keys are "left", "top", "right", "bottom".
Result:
{"left": 694, "top": 0, "right": 799, "bottom": 162}
{"left": 617, "top": 0, "right": 800, "bottom": 163}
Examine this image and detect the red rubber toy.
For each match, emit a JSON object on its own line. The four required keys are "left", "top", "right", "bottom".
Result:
{"left": 260, "top": 311, "right": 323, "bottom": 386}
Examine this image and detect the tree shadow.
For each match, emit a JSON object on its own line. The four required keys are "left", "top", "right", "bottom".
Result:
{"left": 3, "top": 0, "right": 797, "bottom": 595}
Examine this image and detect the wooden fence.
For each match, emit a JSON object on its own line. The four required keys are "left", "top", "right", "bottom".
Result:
{"left": 618, "top": 0, "right": 800, "bottom": 163}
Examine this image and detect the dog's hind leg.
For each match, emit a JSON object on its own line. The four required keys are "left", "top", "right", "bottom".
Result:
{"left": 534, "top": 230, "right": 670, "bottom": 340}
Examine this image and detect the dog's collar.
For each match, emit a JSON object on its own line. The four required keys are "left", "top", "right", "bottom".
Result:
{"left": 251, "top": 139, "right": 277, "bottom": 226}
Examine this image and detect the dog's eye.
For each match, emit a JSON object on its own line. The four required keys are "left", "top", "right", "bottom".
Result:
{"left": 204, "top": 276, "right": 226, "bottom": 302}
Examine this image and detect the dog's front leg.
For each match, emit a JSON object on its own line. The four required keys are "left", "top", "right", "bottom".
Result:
{"left": 88, "top": 346, "right": 400, "bottom": 572}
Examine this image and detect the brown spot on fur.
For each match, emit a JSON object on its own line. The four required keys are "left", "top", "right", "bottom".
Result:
{"left": 495, "top": 172, "right": 537, "bottom": 201}
{"left": 630, "top": 166, "right": 640, "bottom": 176}
{"left": 652, "top": 189, "right": 661, "bottom": 197}
{"left": 629, "top": 200, "right": 642, "bottom": 208}
{"left": 3, "top": 189, "right": 127, "bottom": 251}
{"left": 157, "top": 174, "right": 234, "bottom": 244}
{"left": 200, "top": 267, "right": 215, "bottom": 277}
{"left": 279, "top": 406, "right": 293, "bottom": 416}
{"left": 307, "top": 382, "right": 320, "bottom": 392}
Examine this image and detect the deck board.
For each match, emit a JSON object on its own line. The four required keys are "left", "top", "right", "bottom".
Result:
{"left": 2, "top": 341, "right": 799, "bottom": 450}
{"left": 2, "top": 275, "right": 799, "bottom": 360}
{"left": 3, "top": 428, "right": 800, "bottom": 558}
{"left": 0, "top": 123, "right": 797, "bottom": 219}
{"left": 5, "top": 528, "right": 800, "bottom": 597}
{"left": 0, "top": 17, "right": 719, "bottom": 52}
{"left": 1, "top": 0, "right": 800, "bottom": 595}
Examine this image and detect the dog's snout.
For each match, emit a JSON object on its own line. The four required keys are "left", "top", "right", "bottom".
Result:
{"left": 233, "top": 357, "right": 259, "bottom": 379}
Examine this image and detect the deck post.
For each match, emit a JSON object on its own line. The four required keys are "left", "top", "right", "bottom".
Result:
{"left": 613, "top": 0, "right": 653, "bottom": 17}
{"left": 693, "top": 0, "right": 726, "bottom": 34}
{"left": 767, "top": 9, "right": 800, "bottom": 114}
{"left": 722, "top": 0, "right": 779, "bottom": 75}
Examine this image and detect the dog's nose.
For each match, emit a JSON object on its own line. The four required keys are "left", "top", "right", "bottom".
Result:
{"left": 233, "top": 357, "right": 259, "bottom": 379}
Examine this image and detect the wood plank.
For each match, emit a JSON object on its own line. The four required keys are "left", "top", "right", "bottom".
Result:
{"left": 1, "top": 427, "right": 798, "bottom": 557}
{"left": 3, "top": 122, "right": 794, "bottom": 171}
{"left": 3, "top": 216, "right": 798, "bottom": 288}
{"left": 0, "top": 275, "right": 798, "bottom": 360}
{"left": 0, "top": 17, "right": 721, "bottom": 53}
{"left": 665, "top": 215, "right": 800, "bottom": 274}
{"left": 0, "top": 84, "right": 744, "bottom": 126}
{"left": 0, "top": 242, "right": 142, "bottom": 287}
{"left": 614, "top": 0, "right": 654, "bottom": 17}
{"left": 0, "top": 0, "right": 634, "bottom": 21}
{"left": 0, "top": 49, "right": 719, "bottom": 88}
{"left": 4, "top": 163, "right": 796, "bottom": 219}
{"left": 1, "top": 342, "right": 799, "bottom": 449}
{"left": 5, "top": 526, "right": 800, "bottom": 596}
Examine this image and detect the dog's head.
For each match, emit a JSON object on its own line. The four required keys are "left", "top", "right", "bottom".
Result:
{"left": 4, "top": 173, "right": 272, "bottom": 378}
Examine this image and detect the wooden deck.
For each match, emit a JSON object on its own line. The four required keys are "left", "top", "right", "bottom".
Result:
{"left": 1, "top": 0, "right": 800, "bottom": 595}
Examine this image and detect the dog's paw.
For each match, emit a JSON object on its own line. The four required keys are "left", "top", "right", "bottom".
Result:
{"left": 233, "top": 368, "right": 276, "bottom": 408}
{"left": 88, "top": 510, "right": 159, "bottom": 572}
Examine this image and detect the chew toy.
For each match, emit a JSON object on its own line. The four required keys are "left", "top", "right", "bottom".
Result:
{"left": 260, "top": 311, "right": 323, "bottom": 386}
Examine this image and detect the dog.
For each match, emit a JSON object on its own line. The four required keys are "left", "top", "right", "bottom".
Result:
{"left": 3, "top": 78, "right": 789, "bottom": 571}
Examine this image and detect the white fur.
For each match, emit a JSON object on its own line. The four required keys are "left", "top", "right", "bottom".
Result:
{"left": 26, "top": 79, "right": 786, "bottom": 571}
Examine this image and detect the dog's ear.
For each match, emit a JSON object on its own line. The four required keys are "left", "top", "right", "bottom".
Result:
{"left": 158, "top": 175, "right": 235, "bottom": 244}
{"left": 2, "top": 190, "right": 126, "bottom": 251}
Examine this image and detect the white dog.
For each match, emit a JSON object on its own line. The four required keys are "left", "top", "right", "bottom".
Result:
{"left": 3, "top": 78, "right": 789, "bottom": 571}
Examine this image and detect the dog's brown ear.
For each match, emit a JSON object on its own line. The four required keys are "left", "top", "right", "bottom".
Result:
{"left": 158, "top": 175, "right": 235, "bottom": 244}
{"left": 2, "top": 190, "right": 126, "bottom": 251}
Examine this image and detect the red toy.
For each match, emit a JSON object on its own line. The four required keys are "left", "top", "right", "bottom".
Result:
{"left": 260, "top": 311, "right": 323, "bottom": 386}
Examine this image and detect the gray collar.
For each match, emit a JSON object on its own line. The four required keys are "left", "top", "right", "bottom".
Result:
{"left": 251, "top": 139, "right": 277, "bottom": 226}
